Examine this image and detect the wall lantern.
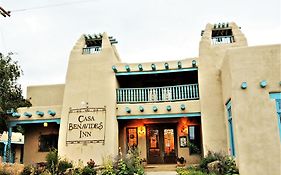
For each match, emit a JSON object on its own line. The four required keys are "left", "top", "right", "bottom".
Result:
{"left": 178, "top": 61, "right": 182, "bottom": 69}
{"left": 12, "top": 112, "right": 20, "bottom": 118}
{"left": 125, "top": 65, "right": 130, "bottom": 72}
{"left": 164, "top": 62, "right": 169, "bottom": 70}
{"left": 139, "top": 106, "right": 144, "bottom": 112}
{"left": 138, "top": 126, "right": 145, "bottom": 136}
{"left": 181, "top": 126, "right": 188, "bottom": 134}
{"left": 48, "top": 110, "right": 56, "bottom": 117}
{"left": 241, "top": 82, "right": 247, "bottom": 89}
{"left": 138, "top": 64, "right": 143, "bottom": 71}
{"left": 166, "top": 105, "right": 172, "bottom": 111}
{"left": 43, "top": 122, "right": 48, "bottom": 127}
{"left": 192, "top": 60, "right": 197, "bottom": 67}
{"left": 152, "top": 106, "right": 158, "bottom": 112}
{"left": 260, "top": 80, "right": 267, "bottom": 88}
{"left": 180, "top": 104, "right": 186, "bottom": 110}
{"left": 125, "top": 107, "right": 131, "bottom": 113}
{"left": 24, "top": 112, "right": 32, "bottom": 118}
{"left": 112, "top": 66, "right": 118, "bottom": 73}
{"left": 36, "top": 111, "right": 44, "bottom": 117}
{"left": 151, "top": 64, "right": 156, "bottom": 71}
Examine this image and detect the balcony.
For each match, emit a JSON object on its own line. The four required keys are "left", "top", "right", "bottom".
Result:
{"left": 82, "top": 46, "right": 102, "bottom": 54}
{"left": 116, "top": 84, "right": 199, "bottom": 104}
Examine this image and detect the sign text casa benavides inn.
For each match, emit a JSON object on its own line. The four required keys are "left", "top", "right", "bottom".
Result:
{"left": 66, "top": 107, "right": 106, "bottom": 144}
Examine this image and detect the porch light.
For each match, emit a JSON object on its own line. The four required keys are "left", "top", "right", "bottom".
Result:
{"left": 112, "top": 66, "right": 118, "bottom": 73}
{"left": 36, "top": 111, "right": 44, "bottom": 117}
{"left": 166, "top": 105, "right": 171, "bottom": 111}
{"left": 125, "top": 107, "right": 131, "bottom": 113}
{"left": 178, "top": 61, "right": 182, "bottom": 69}
{"left": 241, "top": 82, "right": 247, "bottom": 89}
{"left": 138, "top": 64, "right": 143, "bottom": 71}
{"left": 151, "top": 64, "right": 156, "bottom": 71}
{"left": 139, "top": 106, "right": 144, "bottom": 112}
{"left": 164, "top": 62, "right": 169, "bottom": 70}
{"left": 192, "top": 60, "right": 197, "bottom": 67}
{"left": 24, "top": 112, "right": 32, "bottom": 118}
{"left": 43, "top": 122, "right": 48, "bottom": 127}
{"left": 125, "top": 65, "right": 130, "bottom": 72}
{"left": 260, "top": 80, "right": 267, "bottom": 88}
{"left": 181, "top": 126, "right": 188, "bottom": 134}
{"left": 180, "top": 104, "right": 186, "bottom": 110}
{"left": 12, "top": 112, "right": 21, "bottom": 118}
{"left": 138, "top": 126, "right": 145, "bottom": 136}
{"left": 48, "top": 110, "right": 56, "bottom": 117}
{"left": 152, "top": 106, "right": 158, "bottom": 112}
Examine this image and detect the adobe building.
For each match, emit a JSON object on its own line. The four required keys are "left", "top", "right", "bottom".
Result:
{"left": 4, "top": 22, "right": 281, "bottom": 175}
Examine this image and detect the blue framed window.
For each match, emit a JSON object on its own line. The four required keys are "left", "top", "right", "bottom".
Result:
{"left": 226, "top": 100, "right": 235, "bottom": 156}
{"left": 269, "top": 92, "right": 281, "bottom": 140}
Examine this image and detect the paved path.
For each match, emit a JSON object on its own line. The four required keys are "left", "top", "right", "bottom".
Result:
{"left": 146, "top": 171, "right": 177, "bottom": 175}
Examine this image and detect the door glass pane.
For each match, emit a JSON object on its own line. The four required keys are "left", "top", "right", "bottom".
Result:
{"left": 127, "top": 128, "right": 137, "bottom": 148}
{"left": 164, "top": 129, "right": 174, "bottom": 155}
{"left": 149, "top": 129, "right": 159, "bottom": 148}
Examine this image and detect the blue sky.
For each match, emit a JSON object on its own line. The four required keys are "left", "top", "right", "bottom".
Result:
{"left": 0, "top": 0, "right": 280, "bottom": 96}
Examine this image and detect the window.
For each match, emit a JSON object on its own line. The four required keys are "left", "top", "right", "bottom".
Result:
{"left": 269, "top": 92, "right": 281, "bottom": 140}
{"left": 226, "top": 100, "right": 235, "bottom": 156}
{"left": 126, "top": 128, "right": 138, "bottom": 149}
{"left": 188, "top": 125, "right": 201, "bottom": 154}
{"left": 39, "top": 134, "right": 58, "bottom": 152}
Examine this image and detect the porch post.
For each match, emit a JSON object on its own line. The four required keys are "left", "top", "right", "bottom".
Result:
{"left": 6, "top": 127, "right": 12, "bottom": 163}
{"left": 3, "top": 142, "right": 7, "bottom": 162}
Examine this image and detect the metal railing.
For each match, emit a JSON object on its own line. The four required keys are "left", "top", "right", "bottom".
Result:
{"left": 116, "top": 84, "right": 199, "bottom": 103}
{"left": 82, "top": 46, "right": 102, "bottom": 54}
{"left": 211, "top": 36, "right": 234, "bottom": 45}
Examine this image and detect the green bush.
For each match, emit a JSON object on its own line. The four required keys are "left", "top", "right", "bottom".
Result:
{"left": 81, "top": 165, "right": 96, "bottom": 175}
{"left": 20, "top": 165, "right": 33, "bottom": 175}
{"left": 58, "top": 159, "right": 73, "bottom": 174}
{"left": 46, "top": 148, "right": 59, "bottom": 174}
{"left": 0, "top": 170, "right": 11, "bottom": 175}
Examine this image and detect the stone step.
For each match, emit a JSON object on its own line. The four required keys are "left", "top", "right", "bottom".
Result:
{"left": 145, "top": 164, "right": 177, "bottom": 172}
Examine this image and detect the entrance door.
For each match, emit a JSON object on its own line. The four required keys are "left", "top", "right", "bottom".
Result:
{"left": 146, "top": 124, "right": 177, "bottom": 164}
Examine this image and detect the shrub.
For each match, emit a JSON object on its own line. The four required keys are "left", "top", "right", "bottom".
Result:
{"left": 46, "top": 148, "right": 58, "bottom": 174}
{"left": 81, "top": 165, "right": 96, "bottom": 175}
{"left": 21, "top": 165, "right": 33, "bottom": 175}
{"left": 58, "top": 159, "right": 73, "bottom": 174}
{"left": 0, "top": 170, "right": 11, "bottom": 175}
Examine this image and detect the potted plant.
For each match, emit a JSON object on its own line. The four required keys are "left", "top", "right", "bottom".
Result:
{"left": 177, "top": 157, "right": 186, "bottom": 167}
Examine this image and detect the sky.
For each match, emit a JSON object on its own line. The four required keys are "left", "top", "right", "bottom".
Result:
{"left": 0, "top": 0, "right": 280, "bottom": 97}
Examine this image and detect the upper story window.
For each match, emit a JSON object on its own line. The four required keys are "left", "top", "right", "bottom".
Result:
{"left": 82, "top": 34, "right": 118, "bottom": 54}
{"left": 269, "top": 92, "right": 281, "bottom": 140}
{"left": 211, "top": 23, "right": 234, "bottom": 45}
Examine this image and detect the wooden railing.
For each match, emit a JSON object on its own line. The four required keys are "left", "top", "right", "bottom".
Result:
{"left": 211, "top": 36, "right": 234, "bottom": 45}
{"left": 82, "top": 46, "right": 102, "bottom": 54}
{"left": 116, "top": 84, "right": 199, "bottom": 103}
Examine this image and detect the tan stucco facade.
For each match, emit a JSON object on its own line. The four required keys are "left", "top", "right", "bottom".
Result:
{"left": 6, "top": 22, "right": 281, "bottom": 174}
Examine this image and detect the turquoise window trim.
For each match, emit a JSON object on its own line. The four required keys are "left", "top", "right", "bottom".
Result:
{"left": 8, "top": 118, "right": 61, "bottom": 127}
{"left": 269, "top": 92, "right": 281, "bottom": 140}
{"left": 226, "top": 100, "right": 235, "bottom": 156}
{"left": 117, "top": 112, "right": 200, "bottom": 120}
{"left": 115, "top": 67, "right": 198, "bottom": 76}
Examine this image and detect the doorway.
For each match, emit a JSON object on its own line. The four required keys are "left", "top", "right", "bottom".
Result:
{"left": 146, "top": 124, "right": 177, "bottom": 164}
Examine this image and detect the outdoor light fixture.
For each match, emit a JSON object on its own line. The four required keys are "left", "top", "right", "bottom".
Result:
{"left": 178, "top": 61, "right": 182, "bottom": 69}
{"left": 139, "top": 106, "right": 144, "bottom": 112}
{"left": 180, "top": 104, "right": 186, "bottom": 110}
{"left": 181, "top": 126, "right": 188, "bottom": 134}
{"left": 48, "top": 110, "right": 56, "bottom": 117}
{"left": 24, "top": 112, "right": 32, "bottom": 118}
{"left": 125, "top": 107, "right": 131, "bottom": 113}
{"left": 112, "top": 65, "right": 118, "bottom": 73}
{"left": 152, "top": 106, "right": 158, "bottom": 112}
{"left": 166, "top": 105, "right": 171, "bottom": 111}
{"left": 36, "top": 111, "right": 44, "bottom": 117}
{"left": 260, "top": 80, "right": 267, "bottom": 88}
{"left": 164, "top": 62, "right": 169, "bottom": 70}
{"left": 138, "top": 64, "right": 143, "bottom": 71}
{"left": 241, "top": 82, "right": 247, "bottom": 89}
{"left": 138, "top": 126, "right": 145, "bottom": 136}
{"left": 125, "top": 65, "right": 130, "bottom": 72}
{"left": 43, "top": 122, "right": 48, "bottom": 127}
{"left": 151, "top": 64, "right": 156, "bottom": 71}
{"left": 192, "top": 60, "right": 197, "bottom": 67}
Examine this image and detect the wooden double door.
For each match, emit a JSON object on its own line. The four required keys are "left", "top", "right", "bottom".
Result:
{"left": 146, "top": 124, "right": 177, "bottom": 164}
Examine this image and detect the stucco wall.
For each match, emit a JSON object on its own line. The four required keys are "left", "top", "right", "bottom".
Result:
{"left": 222, "top": 44, "right": 281, "bottom": 175}
{"left": 23, "top": 123, "right": 59, "bottom": 164}
{"left": 27, "top": 84, "right": 65, "bottom": 106}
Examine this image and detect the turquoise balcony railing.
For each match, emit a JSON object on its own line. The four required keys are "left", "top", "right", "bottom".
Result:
{"left": 116, "top": 84, "right": 199, "bottom": 103}
{"left": 82, "top": 46, "right": 102, "bottom": 54}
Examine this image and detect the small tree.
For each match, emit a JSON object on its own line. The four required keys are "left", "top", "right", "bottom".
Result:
{"left": 0, "top": 52, "right": 31, "bottom": 133}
